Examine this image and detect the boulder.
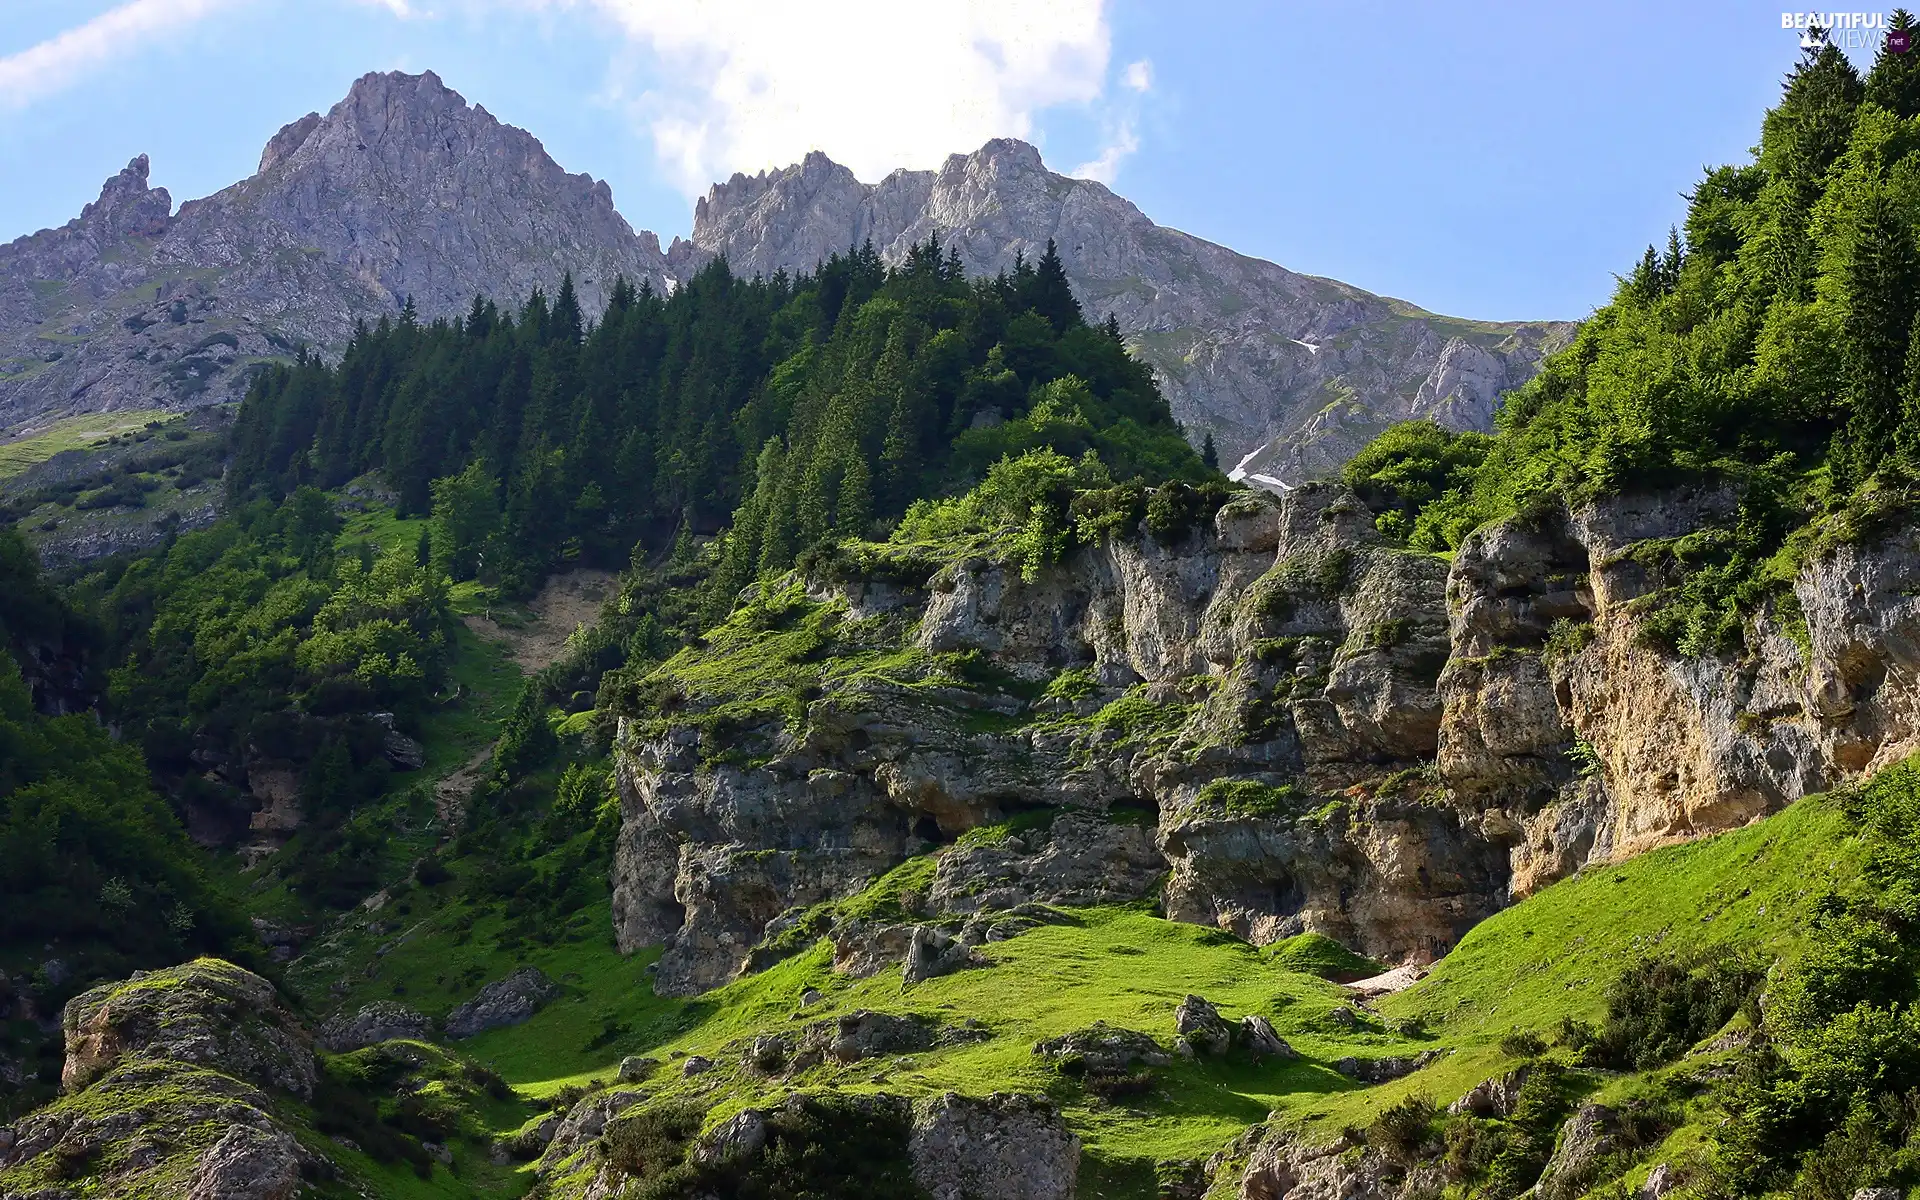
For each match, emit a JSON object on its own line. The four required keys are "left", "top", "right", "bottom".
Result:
{"left": 535, "top": 1089, "right": 641, "bottom": 1171}
{"left": 1237, "top": 1015, "right": 1296, "bottom": 1059}
{"left": 184, "top": 1123, "right": 303, "bottom": 1200}
{"left": 616, "top": 1055, "right": 659, "bottom": 1083}
{"left": 1174, "top": 995, "right": 1234, "bottom": 1056}
{"left": 801, "top": 1010, "right": 942, "bottom": 1065}
{"left": 1033, "top": 1023, "right": 1173, "bottom": 1073}
{"left": 908, "top": 1092, "right": 1078, "bottom": 1200}
{"left": 693, "top": 1108, "right": 769, "bottom": 1165}
{"left": 444, "top": 967, "right": 560, "bottom": 1038}
{"left": 61, "top": 958, "right": 314, "bottom": 1098}
{"left": 1448, "top": 1064, "right": 1531, "bottom": 1118}
{"left": 316, "top": 1001, "right": 432, "bottom": 1052}
{"left": 382, "top": 730, "right": 427, "bottom": 771}
{"left": 903, "top": 925, "right": 977, "bottom": 984}
{"left": 1536, "top": 1103, "right": 1620, "bottom": 1198}
{"left": 1332, "top": 1051, "right": 1442, "bottom": 1084}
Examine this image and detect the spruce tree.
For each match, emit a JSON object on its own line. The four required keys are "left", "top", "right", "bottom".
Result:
{"left": 1836, "top": 187, "right": 1920, "bottom": 484}
{"left": 1761, "top": 31, "right": 1863, "bottom": 190}
{"left": 1866, "top": 9, "right": 1920, "bottom": 118}
{"left": 1030, "top": 238, "right": 1082, "bottom": 332}
{"left": 1201, "top": 432, "right": 1219, "bottom": 470}
{"left": 1898, "top": 307, "right": 1920, "bottom": 468}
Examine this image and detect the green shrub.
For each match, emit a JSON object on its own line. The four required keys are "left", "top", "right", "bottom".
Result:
{"left": 1367, "top": 1094, "right": 1436, "bottom": 1164}
{"left": 1570, "top": 955, "right": 1760, "bottom": 1070}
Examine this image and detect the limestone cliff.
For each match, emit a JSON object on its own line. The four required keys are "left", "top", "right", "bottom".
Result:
{"left": 610, "top": 484, "right": 1508, "bottom": 997}
{"left": 609, "top": 481, "right": 1920, "bottom": 997}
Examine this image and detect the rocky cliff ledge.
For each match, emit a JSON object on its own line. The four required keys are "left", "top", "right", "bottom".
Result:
{"left": 609, "top": 482, "right": 1920, "bottom": 997}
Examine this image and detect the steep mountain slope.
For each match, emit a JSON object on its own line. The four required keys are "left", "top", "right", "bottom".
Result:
{"left": 0, "top": 70, "right": 670, "bottom": 428}
{"left": 669, "top": 139, "right": 1573, "bottom": 475}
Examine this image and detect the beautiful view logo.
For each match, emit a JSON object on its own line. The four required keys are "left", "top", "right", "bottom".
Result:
{"left": 1781, "top": 11, "right": 1910, "bottom": 49}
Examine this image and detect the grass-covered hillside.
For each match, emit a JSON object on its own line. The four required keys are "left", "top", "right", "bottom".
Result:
{"left": 122, "top": 753, "right": 1901, "bottom": 1200}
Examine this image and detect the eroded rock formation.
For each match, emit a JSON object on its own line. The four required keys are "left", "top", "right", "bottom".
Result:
{"left": 611, "top": 480, "right": 1920, "bottom": 996}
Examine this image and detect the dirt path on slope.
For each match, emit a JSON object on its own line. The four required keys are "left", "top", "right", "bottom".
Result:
{"left": 461, "top": 568, "right": 617, "bottom": 673}
{"left": 437, "top": 568, "right": 617, "bottom": 825}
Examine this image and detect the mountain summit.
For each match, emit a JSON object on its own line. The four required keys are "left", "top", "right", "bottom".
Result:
{"left": 0, "top": 71, "right": 669, "bottom": 425}
{"left": 0, "top": 72, "right": 1566, "bottom": 479}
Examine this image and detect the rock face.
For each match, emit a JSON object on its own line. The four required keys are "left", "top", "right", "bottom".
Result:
{"left": 1440, "top": 488, "right": 1920, "bottom": 898}
{"left": 444, "top": 966, "right": 561, "bottom": 1037}
{"left": 612, "top": 485, "right": 1509, "bottom": 995}
{"left": 907, "top": 1092, "right": 1079, "bottom": 1200}
{"left": 611, "top": 472, "right": 1920, "bottom": 998}
{"left": 2, "top": 960, "right": 320, "bottom": 1200}
{"left": 0, "top": 70, "right": 669, "bottom": 427}
{"left": 671, "top": 138, "right": 1573, "bottom": 475}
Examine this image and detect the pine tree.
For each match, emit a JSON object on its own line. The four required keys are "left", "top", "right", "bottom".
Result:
{"left": 1900, "top": 306, "right": 1920, "bottom": 468}
{"left": 552, "top": 273, "right": 584, "bottom": 344}
{"left": 1761, "top": 31, "right": 1864, "bottom": 190}
{"left": 1835, "top": 187, "right": 1920, "bottom": 484}
{"left": 1201, "top": 432, "right": 1219, "bottom": 470}
{"left": 1030, "top": 238, "right": 1082, "bottom": 332}
{"left": 1866, "top": 9, "right": 1920, "bottom": 118}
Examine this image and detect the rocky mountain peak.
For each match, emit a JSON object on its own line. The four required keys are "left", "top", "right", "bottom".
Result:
{"left": 1, "top": 72, "right": 1569, "bottom": 476}
{"left": 82, "top": 155, "right": 173, "bottom": 238}
{"left": 258, "top": 113, "right": 321, "bottom": 174}
{"left": 0, "top": 69, "right": 670, "bottom": 427}
{"left": 683, "top": 138, "right": 1573, "bottom": 474}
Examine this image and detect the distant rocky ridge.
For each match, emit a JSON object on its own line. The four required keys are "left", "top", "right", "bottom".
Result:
{"left": 0, "top": 70, "right": 1571, "bottom": 481}
{"left": 670, "top": 140, "right": 1575, "bottom": 480}
{"left": 0, "top": 70, "right": 670, "bottom": 429}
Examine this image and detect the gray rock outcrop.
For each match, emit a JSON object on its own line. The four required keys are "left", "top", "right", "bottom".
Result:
{"left": 444, "top": 966, "right": 561, "bottom": 1038}
{"left": 907, "top": 1092, "right": 1079, "bottom": 1200}
{"left": 316, "top": 1000, "right": 432, "bottom": 1052}
{"left": 1033, "top": 1023, "right": 1174, "bottom": 1073}
{"left": 60, "top": 958, "right": 314, "bottom": 1098}
{"left": 612, "top": 486, "right": 1509, "bottom": 996}
{"left": 3, "top": 961, "right": 325, "bottom": 1200}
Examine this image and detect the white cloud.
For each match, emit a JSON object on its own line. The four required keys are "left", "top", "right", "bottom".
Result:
{"left": 1073, "top": 118, "right": 1136, "bottom": 184}
{"left": 2, "top": 0, "right": 1136, "bottom": 195}
{"left": 0, "top": 0, "right": 248, "bottom": 111}
{"left": 570, "top": 0, "right": 1113, "bottom": 195}
{"left": 1074, "top": 57, "right": 1150, "bottom": 184}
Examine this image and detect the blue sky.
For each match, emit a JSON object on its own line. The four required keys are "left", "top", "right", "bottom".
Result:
{"left": 0, "top": 1, "right": 1875, "bottom": 321}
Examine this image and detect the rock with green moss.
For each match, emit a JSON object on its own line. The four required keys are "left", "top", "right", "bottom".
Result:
{"left": 60, "top": 958, "right": 314, "bottom": 1098}
{"left": 2, "top": 960, "right": 324, "bottom": 1200}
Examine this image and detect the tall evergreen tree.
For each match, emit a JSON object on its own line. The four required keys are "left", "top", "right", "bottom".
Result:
{"left": 1866, "top": 9, "right": 1920, "bottom": 118}
{"left": 1761, "top": 31, "right": 1864, "bottom": 188}
{"left": 1835, "top": 187, "right": 1920, "bottom": 483}
{"left": 1029, "top": 239, "right": 1082, "bottom": 332}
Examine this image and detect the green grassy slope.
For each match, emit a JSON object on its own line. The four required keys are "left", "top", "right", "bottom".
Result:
{"left": 0, "top": 410, "right": 176, "bottom": 477}
{"left": 278, "top": 784, "right": 1873, "bottom": 1200}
